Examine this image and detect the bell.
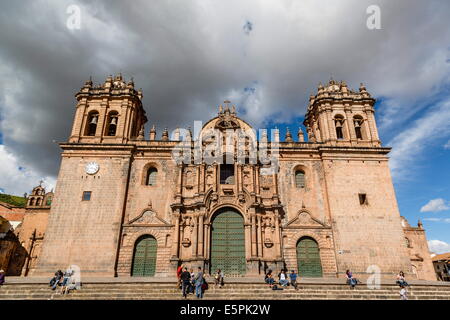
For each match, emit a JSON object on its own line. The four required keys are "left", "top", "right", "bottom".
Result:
{"left": 90, "top": 116, "right": 98, "bottom": 125}
{"left": 110, "top": 117, "right": 117, "bottom": 126}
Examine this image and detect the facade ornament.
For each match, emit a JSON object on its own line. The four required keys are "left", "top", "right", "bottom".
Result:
{"left": 285, "top": 127, "right": 293, "bottom": 142}
{"left": 149, "top": 125, "right": 156, "bottom": 140}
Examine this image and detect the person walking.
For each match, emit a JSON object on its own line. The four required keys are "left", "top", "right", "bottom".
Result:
{"left": 289, "top": 270, "right": 298, "bottom": 290}
{"left": 176, "top": 264, "right": 184, "bottom": 289}
{"left": 189, "top": 268, "right": 195, "bottom": 294}
{"left": 194, "top": 267, "right": 204, "bottom": 299}
{"left": 180, "top": 267, "right": 191, "bottom": 298}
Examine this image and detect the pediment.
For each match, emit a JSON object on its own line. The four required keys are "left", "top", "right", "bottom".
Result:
{"left": 285, "top": 211, "right": 328, "bottom": 228}
{"left": 129, "top": 210, "right": 170, "bottom": 226}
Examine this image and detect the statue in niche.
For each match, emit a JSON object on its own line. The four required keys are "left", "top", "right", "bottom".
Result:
{"left": 263, "top": 216, "right": 274, "bottom": 247}
{"left": 182, "top": 216, "right": 194, "bottom": 247}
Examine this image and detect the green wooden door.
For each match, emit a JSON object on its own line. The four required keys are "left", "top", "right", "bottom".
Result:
{"left": 296, "top": 237, "right": 322, "bottom": 277}
{"left": 132, "top": 235, "right": 157, "bottom": 276}
{"left": 211, "top": 210, "right": 246, "bottom": 276}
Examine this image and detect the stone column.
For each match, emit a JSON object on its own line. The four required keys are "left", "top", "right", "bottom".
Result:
{"left": 176, "top": 164, "right": 183, "bottom": 198}
{"left": 319, "top": 110, "right": 330, "bottom": 142}
{"left": 274, "top": 211, "right": 282, "bottom": 259}
{"left": 204, "top": 223, "right": 210, "bottom": 260}
{"left": 97, "top": 100, "right": 108, "bottom": 142}
{"left": 170, "top": 211, "right": 180, "bottom": 259}
{"left": 244, "top": 224, "right": 251, "bottom": 259}
{"left": 344, "top": 107, "right": 356, "bottom": 141}
{"left": 198, "top": 213, "right": 204, "bottom": 257}
{"left": 251, "top": 211, "right": 257, "bottom": 257}
{"left": 192, "top": 213, "right": 198, "bottom": 258}
{"left": 237, "top": 164, "right": 242, "bottom": 193}
{"left": 365, "top": 108, "right": 380, "bottom": 142}
{"left": 119, "top": 101, "right": 130, "bottom": 141}
{"left": 326, "top": 107, "right": 336, "bottom": 140}
{"left": 257, "top": 215, "right": 263, "bottom": 257}
{"left": 362, "top": 117, "right": 372, "bottom": 141}
{"left": 255, "top": 166, "right": 260, "bottom": 194}
{"left": 200, "top": 164, "right": 205, "bottom": 193}
{"left": 69, "top": 100, "right": 87, "bottom": 142}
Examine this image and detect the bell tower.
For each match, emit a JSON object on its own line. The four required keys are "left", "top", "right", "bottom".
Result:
{"left": 303, "top": 79, "right": 381, "bottom": 147}
{"left": 68, "top": 74, "right": 147, "bottom": 144}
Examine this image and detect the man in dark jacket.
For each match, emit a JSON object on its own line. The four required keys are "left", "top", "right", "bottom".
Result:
{"left": 180, "top": 267, "right": 191, "bottom": 298}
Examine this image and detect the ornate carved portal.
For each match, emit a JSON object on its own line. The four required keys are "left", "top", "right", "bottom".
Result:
{"left": 168, "top": 109, "right": 285, "bottom": 276}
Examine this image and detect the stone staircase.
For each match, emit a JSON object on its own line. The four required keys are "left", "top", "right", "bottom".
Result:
{"left": 1, "top": 278, "right": 449, "bottom": 300}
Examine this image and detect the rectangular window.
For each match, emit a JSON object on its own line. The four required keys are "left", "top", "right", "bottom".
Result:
{"left": 358, "top": 193, "right": 368, "bottom": 205}
{"left": 82, "top": 191, "right": 92, "bottom": 201}
{"left": 220, "top": 164, "right": 235, "bottom": 184}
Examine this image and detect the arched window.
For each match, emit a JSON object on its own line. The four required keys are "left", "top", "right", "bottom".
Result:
{"left": 29, "top": 198, "right": 35, "bottom": 206}
{"left": 334, "top": 115, "right": 345, "bottom": 140}
{"left": 354, "top": 116, "right": 364, "bottom": 140}
{"left": 36, "top": 198, "right": 41, "bottom": 206}
{"left": 85, "top": 112, "right": 99, "bottom": 136}
{"left": 106, "top": 111, "right": 119, "bottom": 136}
{"left": 146, "top": 167, "right": 158, "bottom": 186}
{"left": 295, "top": 170, "right": 305, "bottom": 188}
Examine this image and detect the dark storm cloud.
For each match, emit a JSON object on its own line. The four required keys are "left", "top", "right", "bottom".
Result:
{"left": 0, "top": 0, "right": 450, "bottom": 194}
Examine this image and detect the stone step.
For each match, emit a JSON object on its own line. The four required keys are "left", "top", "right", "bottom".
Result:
{"left": 2, "top": 281, "right": 449, "bottom": 300}
{"left": 0, "top": 287, "right": 450, "bottom": 294}
{"left": 1, "top": 293, "right": 449, "bottom": 300}
{"left": 4, "top": 283, "right": 450, "bottom": 290}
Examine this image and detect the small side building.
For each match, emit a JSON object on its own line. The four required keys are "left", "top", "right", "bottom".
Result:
{"left": 432, "top": 253, "right": 450, "bottom": 281}
{"left": 0, "top": 185, "right": 52, "bottom": 275}
{"left": 401, "top": 217, "right": 436, "bottom": 280}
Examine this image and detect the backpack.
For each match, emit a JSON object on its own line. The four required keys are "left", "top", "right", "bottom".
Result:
{"left": 201, "top": 279, "right": 209, "bottom": 291}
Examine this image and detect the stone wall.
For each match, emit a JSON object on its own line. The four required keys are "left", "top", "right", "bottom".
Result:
{"left": 34, "top": 147, "right": 133, "bottom": 277}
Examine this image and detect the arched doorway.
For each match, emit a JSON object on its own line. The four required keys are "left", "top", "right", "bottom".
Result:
{"left": 210, "top": 209, "right": 246, "bottom": 276}
{"left": 131, "top": 235, "right": 157, "bottom": 276}
{"left": 296, "top": 237, "right": 322, "bottom": 277}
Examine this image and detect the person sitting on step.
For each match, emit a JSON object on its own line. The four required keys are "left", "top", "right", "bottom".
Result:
{"left": 289, "top": 270, "right": 298, "bottom": 290}
{"left": 214, "top": 269, "right": 224, "bottom": 288}
{"left": 265, "top": 270, "right": 275, "bottom": 287}
{"left": 0, "top": 269, "right": 5, "bottom": 286}
{"left": 279, "top": 270, "right": 289, "bottom": 287}
{"left": 346, "top": 269, "right": 358, "bottom": 289}
{"left": 396, "top": 271, "right": 410, "bottom": 287}
{"left": 49, "top": 270, "right": 63, "bottom": 290}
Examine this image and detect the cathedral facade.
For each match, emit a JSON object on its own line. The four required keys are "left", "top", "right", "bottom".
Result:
{"left": 32, "top": 75, "right": 435, "bottom": 280}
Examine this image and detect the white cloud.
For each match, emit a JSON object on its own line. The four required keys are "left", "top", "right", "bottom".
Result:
{"left": 444, "top": 140, "right": 450, "bottom": 150}
{"left": 420, "top": 198, "right": 450, "bottom": 212}
{"left": 0, "top": 145, "right": 56, "bottom": 196}
{"left": 423, "top": 218, "right": 450, "bottom": 223}
{"left": 388, "top": 99, "right": 450, "bottom": 179}
{"left": 428, "top": 240, "right": 450, "bottom": 254}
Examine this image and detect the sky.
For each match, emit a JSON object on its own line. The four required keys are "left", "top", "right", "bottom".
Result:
{"left": 0, "top": 0, "right": 449, "bottom": 253}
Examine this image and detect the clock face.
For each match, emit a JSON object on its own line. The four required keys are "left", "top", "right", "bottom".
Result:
{"left": 85, "top": 162, "right": 99, "bottom": 175}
